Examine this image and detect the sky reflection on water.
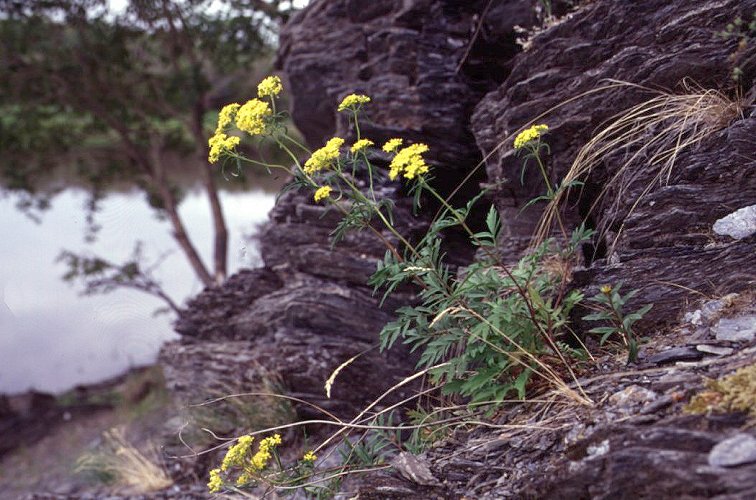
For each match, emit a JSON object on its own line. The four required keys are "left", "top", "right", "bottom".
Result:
{"left": 0, "top": 186, "right": 275, "bottom": 394}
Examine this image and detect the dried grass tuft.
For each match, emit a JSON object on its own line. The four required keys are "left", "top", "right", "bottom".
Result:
{"left": 534, "top": 80, "right": 744, "bottom": 250}
{"left": 76, "top": 427, "right": 172, "bottom": 493}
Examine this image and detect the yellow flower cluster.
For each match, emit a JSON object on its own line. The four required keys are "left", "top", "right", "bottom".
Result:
{"left": 513, "top": 124, "right": 549, "bottom": 149}
{"left": 337, "top": 93, "right": 371, "bottom": 112}
{"left": 208, "top": 133, "right": 241, "bottom": 164}
{"left": 208, "top": 102, "right": 243, "bottom": 163}
{"left": 215, "top": 103, "right": 240, "bottom": 134}
{"left": 208, "top": 434, "right": 257, "bottom": 493}
{"left": 303, "top": 450, "right": 317, "bottom": 463}
{"left": 208, "top": 434, "right": 284, "bottom": 492}
{"left": 314, "top": 185, "right": 332, "bottom": 202}
{"left": 236, "top": 471, "right": 252, "bottom": 487}
{"left": 304, "top": 137, "right": 344, "bottom": 174}
{"left": 207, "top": 467, "right": 223, "bottom": 493}
{"left": 382, "top": 138, "right": 403, "bottom": 153}
{"left": 600, "top": 284, "right": 613, "bottom": 294}
{"left": 388, "top": 143, "right": 430, "bottom": 180}
{"left": 221, "top": 435, "right": 254, "bottom": 471}
{"left": 350, "top": 138, "right": 374, "bottom": 154}
{"left": 249, "top": 434, "right": 282, "bottom": 471}
{"left": 236, "top": 98, "right": 272, "bottom": 136}
{"left": 257, "top": 75, "right": 283, "bottom": 98}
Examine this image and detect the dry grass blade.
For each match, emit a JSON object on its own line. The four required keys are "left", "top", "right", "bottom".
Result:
{"left": 534, "top": 80, "right": 744, "bottom": 249}
{"left": 75, "top": 427, "right": 172, "bottom": 493}
{"left": 325, "top": 350, "right": 366, "bottom": 399}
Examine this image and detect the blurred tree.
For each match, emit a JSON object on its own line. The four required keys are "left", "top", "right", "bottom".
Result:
{"left": 0, "top": 0, "right": 294, "bottom": 295}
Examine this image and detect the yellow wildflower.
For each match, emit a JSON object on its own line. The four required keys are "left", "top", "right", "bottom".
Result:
{"left": 389, "top": 143, "right": 430, "bottom": 180}
{"left": 221, "top": 435, "right": 254, "bottom": 471}
{"left": 382, "top": 138, "right": 403, "bottom": 153}
{"left": 600, "top": 284, "right": 613, "bottom": 294}
{"left": 257, "top": 75, "right": 283, "bottom": 98}
{"left": 236, "top": 470, "right": 253, "bottom": 487}
{"left": 304, "top": 137, "right": 344, "bottom": 174}
{"left": 350, "top": 138, "right": 374, "bottom": 154}
{"left": 236, "top": 98, "right": 272, "bottom": 136}
{"left": 513, "top": 124, "right": 549, "bottom": 149}
{"left": 337, "top": 93, "right": 371, "bottom": 112}
{"left": 207, "top": 468, "right": 223, "bottom": 493}
{"left": 314, "top": 185, "right": 332, "bottom": 202}
{"left": 262, "top": 433, "right": 282, "bottom": 448}
{"left": 248, "top": 434, "right": 282, "bottom": 472}
{"left": 303, "top": 450, "right": 317, "bottom": 463}
{"left": 250, "top": 449, "right": 271, "bottom": 471}
{"left": 215, "top": 103, "right": 240, "bottom": 135}
{"left": 208, "top": 133, "right": 241, "bottom": 164}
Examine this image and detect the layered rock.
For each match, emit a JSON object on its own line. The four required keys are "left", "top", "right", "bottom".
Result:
{"left": 160, "top": 0, "right": 756, "bottom": 496}
{"left": 471, "top": 0, "right": 756, "bottom": 323}
{"left": 277, "top": 0, "right": 540, "bottom": 194}
{"left": 164, "top": 0, "right": 542, "bottom": 425}
{"left": 346, "top": 297, "right": 756, "bottom": 499}
{"left": 163, "top": 175, "right": 425, "bottom": 419}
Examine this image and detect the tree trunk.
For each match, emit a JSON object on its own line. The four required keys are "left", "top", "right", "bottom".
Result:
{"left": 154, "top": 173, "right": 215, "bottom": 288}
{"left": 192, "top": 102, "right": 228, "bottom": 285}
{"left": 83, "top": 100, "right": 216, "bottom": 289}
{"left": 201, "top": 164, "right": 228, "bottom": 285}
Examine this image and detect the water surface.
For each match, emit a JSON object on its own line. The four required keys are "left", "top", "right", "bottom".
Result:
{"left": 0, "top": 185, "right": 276, "bottom": 394}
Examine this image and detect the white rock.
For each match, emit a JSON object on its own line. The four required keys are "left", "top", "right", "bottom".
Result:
{"left": 713, "top": 205, "right": 756, "bottom": 240}
{"left": 709, "top": 434, "right": 756, "bottom": 467}
{"left": 696, "top": 344, "right": 734, "bottom": 356}
{"left": 587, "top": 439, "right": 610, "bottom": 458}
{"left": 684, "top": 309, "right": 703, "bottom": 326}
{"left": 715, "top": 315, "right": 756, "bottom": 342}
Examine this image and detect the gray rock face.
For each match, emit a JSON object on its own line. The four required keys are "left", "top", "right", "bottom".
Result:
{"left": 714, "top": 205, "right": 756, "bottom": 240}
{"left": 166, "top": 0, "right": 546, "bottom": 427}
{"left": 162, "top": 0, "right": 756, "bottom": 496}
{"left": 173, "top": 268, "right": 283, "bottom": 341}
{"left": 716, "top": 315, "right": 756, "bottom": 343}
{"left": 277, "top": 0, "right": 538, "bottom": 193}
{"left": 709, "top": 433, "right": 756, "bottom": 467}
{"left": 470, "top": 0, "right": 756, "bottom": 324}
{"left": 164, "top": 180, "right": 423, "bottom": 418}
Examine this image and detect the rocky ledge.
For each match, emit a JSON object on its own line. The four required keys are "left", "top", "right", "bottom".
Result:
{"left": 154, "top": 0, "right": 755, "bottom": 497}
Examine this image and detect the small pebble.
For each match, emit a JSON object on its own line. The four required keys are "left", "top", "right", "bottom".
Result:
{"left": 695, "top": 344, "right": 734, "bottom": 356}
{"left": 609, "top": 385, "right": 657, "bottom": 409}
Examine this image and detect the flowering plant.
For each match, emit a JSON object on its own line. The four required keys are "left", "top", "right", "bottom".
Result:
{"left": 209, "top": 77, "right": 597, "bottom": 405}
{"left": 204, "top": 77, "right": 641, "bottom": 497}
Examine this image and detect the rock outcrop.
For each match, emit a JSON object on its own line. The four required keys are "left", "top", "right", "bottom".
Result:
{"left": 160, "top": 0, "right": 756, "bottom": 496}
{"left": 163, "top": 0, "right": 544, "bottom": 437}
{"left": 345, "top": 297, "right": 756, "bottom": 499}
{"left": 162, "top": 176, "right": 426, "bottom": 420}
{"left": 471, "top": 0, "right": 756, "bottom": 323}
{"left": 277, "top": 0, "right": 543, "bottom": 195}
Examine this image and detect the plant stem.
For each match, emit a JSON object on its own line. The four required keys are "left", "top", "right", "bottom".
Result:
{"left": 283, "top": 133, "right": 311, "bottom": 154}
{"left": 338, "top": 174, "right": 419, "bottom": 259}
{"left": 532, "top": 148, "right": 568, "bottom": 239}
{"left": 274, "top": 138, "right": 303, "bottom": 172}
{"left": 352, "top": 110, "right": 361, "bottom": 140}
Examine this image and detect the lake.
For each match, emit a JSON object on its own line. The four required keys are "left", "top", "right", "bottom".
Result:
{"left": 0, "top": 180, "right": 278, "bottom": 394}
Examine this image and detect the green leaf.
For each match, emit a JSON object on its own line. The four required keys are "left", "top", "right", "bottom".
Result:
{"left": 583, "top": 312, "right": 608, "bottom": 321}
{"left": 485, "top": 205, "right": 500, "bottom": 237}
{"left": 512, "top": 368, "right": 532, "bottom": 400}
{"left": 588, "top": 326, "right": 617, "bottom": 334}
